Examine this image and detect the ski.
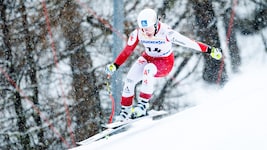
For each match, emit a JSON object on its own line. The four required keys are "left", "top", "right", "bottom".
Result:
{"left": 76, "top": 110, "right": 167, "bottom": 146}
{"left": 102, "top": 110, "right": 167, "bottom": 129}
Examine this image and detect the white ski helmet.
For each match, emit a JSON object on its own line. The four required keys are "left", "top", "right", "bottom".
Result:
{"left": 137, "top": 8, "right": 158, "bottom": 28}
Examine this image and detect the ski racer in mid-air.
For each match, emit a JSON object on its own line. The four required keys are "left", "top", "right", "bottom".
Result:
{"left": 106, "top": 8, "right": 223, "bottom": 121}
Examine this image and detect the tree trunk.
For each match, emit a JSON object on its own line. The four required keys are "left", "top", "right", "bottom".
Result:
{"left": 192, "top": 0, "right": 228, "bottom": 85}
{"left": 13, "top": 92, "right": 31, "bottom": 150}
{"left": 21, "top": 1, "right": 46, "bottom": 148}
{"left": 1, "top": 1, "right": 30, "bottom": 149}
{"left": 59, "top": 1, "right": 104, "bottom": 142}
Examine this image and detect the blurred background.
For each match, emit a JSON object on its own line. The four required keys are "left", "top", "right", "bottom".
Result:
{"left": 0, "top": 0, "right": 266, "bottom": 149}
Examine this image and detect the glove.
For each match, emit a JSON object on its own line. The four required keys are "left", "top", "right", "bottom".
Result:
{"left": 105, "top": 63, "right": 117, "bottom": 75}
{"left": 209, "top": 47, "right": 222, "bottom": 60}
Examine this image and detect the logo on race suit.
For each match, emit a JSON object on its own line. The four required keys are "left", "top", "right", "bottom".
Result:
{"left": 141, "top": 20, "right": 148, "bottom": 27}
{"left": 123, "top": 86, "right": 130, "bottom": 93}
{"left": 128, "top": 30, "right": 138, "bottom": 46}
{"left": 130, "top": 36, "right": 134, "bottom": 41}
{"left": 143, "top": 79, "right": 148, "bottom": 84}
{"left": 140, "top": 40, "right": 165, "bottom": 44}
{"left": 126, "top": 78, "right": 133, "bottom": 83}
{"left": 138, "top": 59, "right": 146, "bottom": 64}
{"left": 144, "top": 69, "right": 149, "bottom": 75}
{"left": 138, "top": 57, "right": 147, "bottom": 64}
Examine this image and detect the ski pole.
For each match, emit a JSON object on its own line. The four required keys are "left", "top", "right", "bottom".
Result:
{"left": 106, "top": 75, "right": 115, "bottom": 123}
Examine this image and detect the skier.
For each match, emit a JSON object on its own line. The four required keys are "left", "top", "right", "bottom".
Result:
{"left": 106, "top": 8, "right": 222, "bottom": 121}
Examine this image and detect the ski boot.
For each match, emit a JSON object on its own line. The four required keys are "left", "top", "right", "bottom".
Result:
{"left": 115, "top": 105, "right": 133, "bottom": 122}
{"left": 132, "top": 99, "right": 149, "bottom": 118}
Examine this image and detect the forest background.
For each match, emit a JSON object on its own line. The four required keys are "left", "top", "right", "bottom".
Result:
{"left": 0, "top": 0, "right": 266, "bottom": 149}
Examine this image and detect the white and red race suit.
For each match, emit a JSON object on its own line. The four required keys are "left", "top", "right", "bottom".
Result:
{"left": 114, "top": 22, "right": 209, "bottom": 106}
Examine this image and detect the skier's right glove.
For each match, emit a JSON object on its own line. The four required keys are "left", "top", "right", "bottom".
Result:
{"left": 105, "top": 63, "right": 118, "bottom": 75}
{"left": 208, "top": 46, "right": 223, "bottom": 60}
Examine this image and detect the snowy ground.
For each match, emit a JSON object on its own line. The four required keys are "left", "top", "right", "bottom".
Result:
{"left": 70, "top": 59, "right": 267, "bottom": 150}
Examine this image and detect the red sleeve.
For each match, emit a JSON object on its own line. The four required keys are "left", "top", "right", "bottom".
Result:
{"left": 197, "top": 42, "right": 209, "bottom": 53}
{"left": 114, "top": 39, "right": 139, "bottom": 66}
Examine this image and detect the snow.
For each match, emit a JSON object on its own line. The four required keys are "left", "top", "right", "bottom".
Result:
{"left": 70, "top": 59, "right": 267, "bottom": 150}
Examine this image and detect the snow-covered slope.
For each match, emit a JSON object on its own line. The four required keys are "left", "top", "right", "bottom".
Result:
{"left": 72, "top": 26, "right": 267, "bottom": 150}
{"left": 71, "top": 62, "right": 267, "bottom": 150}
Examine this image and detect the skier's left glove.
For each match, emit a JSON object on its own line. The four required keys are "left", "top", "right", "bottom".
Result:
{"left": 208, "top": 46, "right": 223, "bottom": 60}
{"left": 105, "top": 63, "right": 119, "bottom": 76}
